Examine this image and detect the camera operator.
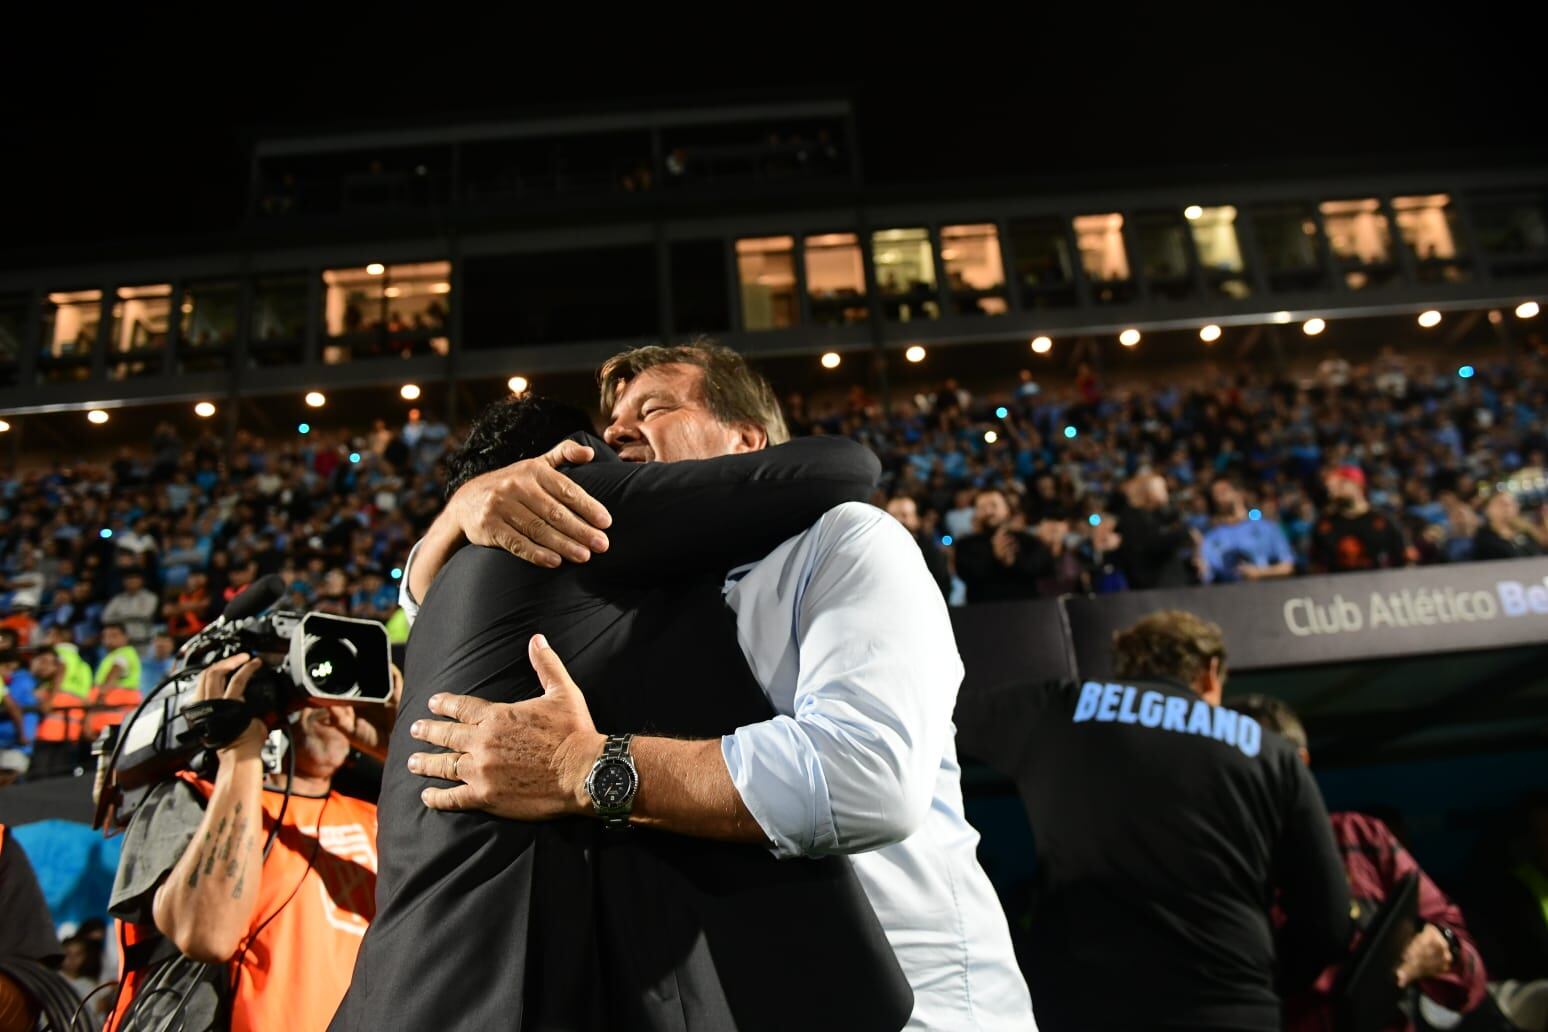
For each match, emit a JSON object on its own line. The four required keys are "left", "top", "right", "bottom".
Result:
{"left": 105, "top": 653, "right": 379, "bottom": 1032}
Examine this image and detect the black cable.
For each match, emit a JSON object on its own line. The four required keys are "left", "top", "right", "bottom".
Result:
{"left": 228, "top": 733, "right": 322, "bottom": 1001}
{"left": 0, "top": 955, "right": 83, "bottom": 1031}
{"left": 68, "top": 978, "right": 119, "bottom": 1032}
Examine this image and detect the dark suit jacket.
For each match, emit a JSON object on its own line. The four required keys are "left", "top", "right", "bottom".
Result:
{"left": 333, "top": 436, "right": 913, "bottom": 1032}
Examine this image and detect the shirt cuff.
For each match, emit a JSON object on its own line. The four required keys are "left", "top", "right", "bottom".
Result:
{"left": 398, "top": 539, "right": 424, "bottom": 626}
{"left": 721, "top": 715, "right": 837, "bottom": 860}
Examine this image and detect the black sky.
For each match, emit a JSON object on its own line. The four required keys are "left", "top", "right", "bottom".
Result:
{"left": 3, "top": 9, "right": 1540, "bottom": 252}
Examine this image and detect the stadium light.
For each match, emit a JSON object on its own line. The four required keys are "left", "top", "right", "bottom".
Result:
{"left": 1088, "top": 514, "right": 1102, "bottom": 527}
{"left": 1302, "top": 317, "right": 1327, "bottom": 336}
{"left": 305, "top": 391, "right": 326, "bottom": 408}
{"left": 390, "top": 567, "right": 403, "bottom": 580}
{"left": 100, "top": 528, "right": 113, "bottom": 540}
{"left": 349, "top": 452, "right": 361, "bottom": 464}
{"left": 905, "top": 345, "right": 926, "bottom": 363}
{"left": 508, "top": 375, "right": 529, "bottom": 394}
{"left": 0, "top": 420, "right": 9, "bottom": 433}
{"left": 821, "top": 352, "right": 841, "bottom": 369}
{"left": 1119, "top": 328, "right": 1141, "bottom": 347}
{"left": 400, "top": 383, "right": 422, "bottom": 401}
{"left": 1199, "top": 324, "right": 1222, "bottom": 343}
{"left": 1518, "top": 301, "right": 1541, "bottom": 319}
{"left": 1271, "top": 311, "right": 1293, "bottom": 324}
{"left": 1458, "top": 365, "right": 1476, "bottom": 379}
{"left": 984, "top": 430, "right": 999, "bottom": 444}
{"left": 1418, "top": 310, "right": 1442, "bottom": 328}
{"left": 194, "top": 401, "right": 216, "bottom": 418}
{"left": 1183, "top": 205, "right": 1204, "bottom": 221}
{"left": 995, "top": 406, "right": 1009, "bottom": 419}
{"left": 1488, "top": 310, "right": 1504, "bottom": 324}
{"left": 1063, "top": 426, "right": 1078, "bottom": 439}
{"left": 87, "top": 409, "right": 109, "bottom": 425}
{"left": 1248, "top": 508, "right": 1263, "bottom": 521}
{"left": 384, "top": 286, "right": 402, "bottom": 299}
{"left": 297, "top": 422, "right": 311, "bottom": 435}
{"left": 366, "top": 263, "right": 385, "bottom": 276}
{"left": 1031, "top": 335, "right": 1053, "bottom": 354}
{"left": 941, "top": 535, "right": 954, "bottom": 547}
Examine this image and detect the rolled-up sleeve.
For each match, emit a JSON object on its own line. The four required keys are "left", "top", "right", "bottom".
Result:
{"left": 722, "top": 502, "right": 963, "bottom": 858}
{"left": 398, "top": 539, "right": 424, "bottom": 625}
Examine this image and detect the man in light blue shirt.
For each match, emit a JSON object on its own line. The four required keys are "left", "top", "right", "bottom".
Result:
{"left": 1200, "top": 479, "right": 1296, "bottom": 584}
{"left": 399, "top": 344, "right": 1034, "bottom": 1031}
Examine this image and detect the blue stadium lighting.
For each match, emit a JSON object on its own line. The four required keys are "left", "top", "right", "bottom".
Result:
{"left": 1248, "top": 508, "right": 1263, "bottom": 521}
{"left": 1088, "top": 514, "right": 1102, "bottom": 527}
{"left": 99, "top": 528, "right": 113, "bottom": 540}
{"left": 390, "top": 567, "right": 403, "bottom": 580}
{"left": 1458, "top": 365, "right": 1475, "bottom": 379}
{"left": 941, "top": 535, "right": 954, "bottom": 547}
{"left": 1063, "top": 426, "right": 1077, "bottom": 439}
{"left": 298, "top": 422, "right": 311, "bottom": 435}
{"left": 995, "top": 406, "right": 1008, "bottom": 419}
{"left": 349, "top": 452, "right": 361, "bottom": 464}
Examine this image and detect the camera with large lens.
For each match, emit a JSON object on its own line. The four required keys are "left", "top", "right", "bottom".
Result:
{"left": 93, "top": 575, "right": 393, "bottom": 832}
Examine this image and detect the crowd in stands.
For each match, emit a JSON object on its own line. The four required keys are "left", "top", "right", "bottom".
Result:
{"left": 0, "top": 344, "right": 1545, "bottom": 762}
{"left": 791, "top": 345, "right": 1548, "bottom": 603}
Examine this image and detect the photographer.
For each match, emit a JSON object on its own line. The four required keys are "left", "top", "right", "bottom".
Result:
{"left": 106, "top": 653, "right": 379, "bottom": 1032}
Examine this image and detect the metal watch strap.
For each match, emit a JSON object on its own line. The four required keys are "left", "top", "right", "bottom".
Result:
{"left": 591, "top": 733, "right": 636, "bottom": 830}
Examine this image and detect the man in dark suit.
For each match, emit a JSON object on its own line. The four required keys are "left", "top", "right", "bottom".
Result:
{"left": 333, "top": 395, "right": 910, "bottom": 1032}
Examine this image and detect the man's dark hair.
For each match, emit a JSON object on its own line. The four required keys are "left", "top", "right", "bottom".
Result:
{"left": 445, "top": 395, "right": 595, "bottom": 499}
{"left": 1228, "top": 693, "right": 1308, "bottom": 751}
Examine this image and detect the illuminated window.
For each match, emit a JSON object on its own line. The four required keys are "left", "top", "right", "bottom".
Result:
{"left": 323, "top": 261, "right": 452, "bottom": 363}
{"left": 1008, "top": 217, "right": 1077, "bottom": 308}
{"left": 1073, "top": 214, "right": 1135, "bottom": 304}
{"left": 736, "top": 236, "right": 798, "bottom": 330}
{"left": 108, "top": 284, "right": 172, "bottom": 379}
{"left": 803, "top": 233, "right": 868, "bottom": 326}
{"left": 251, "top": 275, "right": 308, "bottom": 367}
{"left": 1189, "top": 205, "right": 1251, "bottom": 298}
{"left": 871, "top": 228, "right": 939, "bottom": 321}
{"left": 1470, "top": 191, "right": 1548, "bottom": 278}
{"left": 1251, "top": 203, "right": 1328, "bottom": 292}
{"left": 178, "top": 281, "right": 239, "bottom": 372}
{"left": 941, "top": 224, "right": 1008, "bottom": 315}
{"left": 38, "top": 290, "right": 101, "bottom": 383}
{"left": 1134, "top": 212, "right": 1194, "bottom": 301}
{"left": 1320, "top": 199, "right": 1397, "bottom": 289}
{"left": 1392, "top": 194, "right": 1469, "bottom": 283}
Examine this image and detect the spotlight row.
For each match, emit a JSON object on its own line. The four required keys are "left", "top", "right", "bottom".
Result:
{"left": 5, "top": 377, "right": 538, "bottom": 432}
{"left": 822, "top": 299, "right": 1539, "bottom": 363}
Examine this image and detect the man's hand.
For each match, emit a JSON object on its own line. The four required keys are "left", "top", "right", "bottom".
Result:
{"left": 1237, "top": 563, "right": 1262, "bottom": 581}
{"left": 448, "top": 440, "right": 613, "bottom": 568}
{"left": 1395, "top": 923, "right": 1454, "bottom": 987}
{"left": 408, "top": 635, "right": 604, "bottom": 819}
{"left": 196, "top": 654, "right": 267, "bottom": 759}
{"left": 990, "top": 527, "right": 1019, "bottom": 567}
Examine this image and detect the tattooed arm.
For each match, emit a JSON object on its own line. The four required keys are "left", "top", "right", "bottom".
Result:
{"left": 152, "top": 655, "right": 269, "bottom": 963}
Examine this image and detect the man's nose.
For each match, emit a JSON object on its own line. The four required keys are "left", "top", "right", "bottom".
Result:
{"left": 604, "top": 420, "right": 639, "bottom": 447}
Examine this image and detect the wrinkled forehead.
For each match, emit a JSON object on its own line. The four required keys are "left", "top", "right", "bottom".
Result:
{"left": 608, "top": 363, "right": 705, "bottom": 420}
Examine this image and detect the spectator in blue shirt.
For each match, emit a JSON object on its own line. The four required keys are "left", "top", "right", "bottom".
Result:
{"left": 1200, "top": 478, "right": 1296, "bottom": 584}
{"left": 0, "top": 651, "right": 38, "bottom": 752}
{"left": 139, "top": 631, "right": 176, "bottom": 694}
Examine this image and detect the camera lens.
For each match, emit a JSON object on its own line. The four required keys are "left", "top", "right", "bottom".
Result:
{"left": 301, "top": 636, "right": 359, "bottom": 696}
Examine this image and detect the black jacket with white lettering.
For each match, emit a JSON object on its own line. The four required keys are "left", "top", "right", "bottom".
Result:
{"left": 962, "top": 677, "right": 1350, "bottom": 1032}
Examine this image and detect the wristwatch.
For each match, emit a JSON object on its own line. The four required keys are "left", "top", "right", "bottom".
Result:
{"left": 1432, "top": 922, "right": 1463, "bottom": 972}
{"left": 584, "top": 734, "right": 639, "bottom": 830}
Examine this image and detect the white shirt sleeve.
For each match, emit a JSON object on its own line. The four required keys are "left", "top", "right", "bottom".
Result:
{"left": 721, "top": 502, "right": 963, "bottom": 859}
{"left": 398, "top": 539, "right": 425, "bottom": 626}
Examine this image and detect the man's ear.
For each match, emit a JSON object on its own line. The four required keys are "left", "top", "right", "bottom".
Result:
{"left": 731, "top": 422, "right": 768, "bottom": 453}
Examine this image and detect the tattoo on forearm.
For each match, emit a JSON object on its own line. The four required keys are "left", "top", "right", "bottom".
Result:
{"left": 231, "top": 831, "right": 252, "bottom": 898}
{"left": 186, "top": 803, "right": 251, "bottom": 891}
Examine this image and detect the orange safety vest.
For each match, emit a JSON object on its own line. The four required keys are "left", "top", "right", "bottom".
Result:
{"left": 35, "top": 687, "right": 91, "bottom": 744}
{"left": 87, "top": 685, "right": 143, "bottom": 740}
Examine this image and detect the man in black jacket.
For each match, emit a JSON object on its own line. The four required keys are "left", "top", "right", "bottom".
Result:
{"left": 959, "top": 609, "right": 1350, "bottom": 1031}
{"left": 1111, "top": 471, "right": 1196, "bottom": 590}
{"left": 334, "top": 395, "right": 910, "bottom": 1032}
{"left": 955, "top": 488, "right": 1058, "bottom": 603}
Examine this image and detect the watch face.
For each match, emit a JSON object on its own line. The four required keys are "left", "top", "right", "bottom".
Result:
{"left": 591, "top": 760, "right": 636, "bottom": 808}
